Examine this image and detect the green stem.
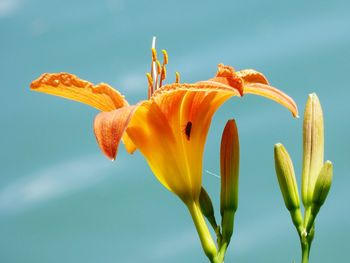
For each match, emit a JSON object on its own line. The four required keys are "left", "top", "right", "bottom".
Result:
{"left": 301, "top": 240, "right": 309, "bottom": 263}
{"left": 187, "top": 201, "right": 218, "bottom": 262}
{"left": 213, "top": 241, "right": 228, "bottom": 263}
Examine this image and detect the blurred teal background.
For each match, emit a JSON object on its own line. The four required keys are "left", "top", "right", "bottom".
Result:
{"left": 1, "top": 0, "right": 349, "bottom": 262}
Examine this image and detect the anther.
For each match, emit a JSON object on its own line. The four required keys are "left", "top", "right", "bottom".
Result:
{"left": 161, "top": 66, "right": 167, "bottom": 81}
{"left": 156, "top": 60, "right": 161, "bottom": 74}
{"left": 146, "top": 73, "right": 154, "bottom": 99}
{"left": 159, "top": 66, "right": 166, "bottom": 88}
{"left": 151, "top": 48, "right": 157, "bottom": 62}
{"left": 146, "top": 73, "right": 153, "bottom": 87}
{"left": 175, "top": 72, "right": 180, "bottom": 83}
{"left": 162, "top": 50, "right": 168, "bottom": 65}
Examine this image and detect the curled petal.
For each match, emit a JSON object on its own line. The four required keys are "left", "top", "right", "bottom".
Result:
{"left": 243, "top": 83, "right": 299, "bottom": 117}
{"left": 31, "top": 73, "right": 128, "bottom": 111}
{"left": 203, "top": 64, "right": 244, "bottom": 95}
{"left": 236, "top": 69, "right": 269, "bottom": 85}
{"left": 94, "top": 105, "right": 137, "bottom": 160}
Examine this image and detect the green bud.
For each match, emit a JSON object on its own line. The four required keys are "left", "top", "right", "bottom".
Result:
{"left": 302, "top": 93, "right": 324, "bottom": 206}
{"left": 199, "top": 187, "right": 217, "bottom": 229}
{"left": 220, "top": 119, "right": 239, "bottom": 242}
{"left": 274, "top": 143, "right": 303, "bottom": 229}
{"left": 305, "top": 160, "right": 333, "bottom": 233}
{"left": 221, "top": 210, "right": 234, "bottom": 243}
{"left": 312, "top": 161, "right": 333, "bottom": 207}
{"left": 274, "top": 143, "right": 301, "bottom": 211}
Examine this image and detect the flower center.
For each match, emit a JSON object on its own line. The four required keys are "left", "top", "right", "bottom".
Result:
{"left": 146, "top": 37, "right": 180, "bottom": 99}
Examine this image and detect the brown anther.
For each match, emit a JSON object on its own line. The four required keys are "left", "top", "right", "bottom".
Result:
{"left": 162, "top": 50, "right": 168, "bottom": 65}
{"left": 175, "top": 72, "right": 180, "bottom": 83}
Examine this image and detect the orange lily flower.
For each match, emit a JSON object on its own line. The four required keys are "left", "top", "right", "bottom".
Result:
{"left": 30, "top": 48, "right": 298, "bottom": 205}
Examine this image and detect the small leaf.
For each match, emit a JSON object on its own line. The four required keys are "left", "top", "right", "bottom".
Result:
{"left": 199, "top": 187, "right": 217, "bottom": 230}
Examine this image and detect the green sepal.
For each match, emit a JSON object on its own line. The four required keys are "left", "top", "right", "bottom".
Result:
{"left": 199, "top": 187, "right": 218, "bottom": 230}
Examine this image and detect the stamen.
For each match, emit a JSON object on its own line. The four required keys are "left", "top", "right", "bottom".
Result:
{"left": 151, "top": 48, "right": 157, "bottom": 62}
{"left": 162, "top": 50, "right": 168, "bottom": 65}
{"left": 146, "top": 73, "right": 153, "bottom": 87}
{"left": 151, "top": 37, "right": 157, "bottom": 95}
{"left": 175, "top": 72, "right": 180, "bottom": 83}
{"left": 156, "top": 60, "right": 161, "bottom": 74}
{"left": 146, "top": 73, "right": 153, "bottom": 99}
{"left": 159, "top": 65, "right": 166, "bottom": 87}
{"left": 147, "top": 38, "right": 173, "bottom": 95}
{"left": 161, "top": 65, "right": 167, "bottom": 81}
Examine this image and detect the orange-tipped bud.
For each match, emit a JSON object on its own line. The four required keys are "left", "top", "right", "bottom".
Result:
{"left": 220, "top": 119, "right": 239, "bottom": 242}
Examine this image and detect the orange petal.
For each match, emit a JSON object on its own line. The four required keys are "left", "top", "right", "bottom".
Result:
{"left": 132, "top": 84, "right": 236, "bottom": 201}
{"left": 236, "top": 69, "right": 269, "bottom": 85}
{"left": 94, "top": 105, "right": 137, "bottom": 160}
{"left": 126, "top": 101, "right": 186, "bottom": 196}
{"left": 30, "top": 73, "right": 128, "bottom": 112}
{"left": 206, "top": 64, "right": 244, "bottom": 95}
{"left": 122, "top": 133, "right": 137, "bottom": 154}
{"left": 243, "top": 83, "right": 299, "bottom": 117}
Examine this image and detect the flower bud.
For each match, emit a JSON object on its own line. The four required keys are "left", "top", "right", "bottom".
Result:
{"left": 220, "top": 119, "right": 239, "bottom": 242}
{"left": 312, "top": 161, "right": 333, "bottom": 207}
{"left": 274, "top": 143, "right": 300, "bottom": 211}
{"left": 305, "top": 161, "right": 333, "bottom": 233}
{"left": 274, "top": 143, "right": 303, "bottom": 229}
{"left": 302, "top": 93, "right": 324, "bottom": 207}
{"left": 199, "top": 187, "right": 217, "bottom": 229}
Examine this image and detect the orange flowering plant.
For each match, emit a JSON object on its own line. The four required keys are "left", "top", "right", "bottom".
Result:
{"left": 30, "top": 39, "right": 297, "bottom": 262}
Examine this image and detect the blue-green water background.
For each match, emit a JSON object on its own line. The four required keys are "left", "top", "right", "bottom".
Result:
{"left": 1, "top": 0, "right": 349, "bottom": 262}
